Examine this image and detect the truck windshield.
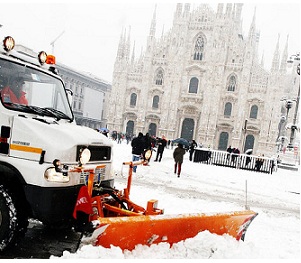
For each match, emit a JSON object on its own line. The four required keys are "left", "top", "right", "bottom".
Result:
{"left": 0, "top": 58, "right": 73, "bottom": 121}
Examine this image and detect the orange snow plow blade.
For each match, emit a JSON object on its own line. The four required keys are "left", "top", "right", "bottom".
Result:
{"left": 74, "top": 158, "right": 258, "bottom": 251}
{"left": 93, "top": 210, "right": 257, "bottom": 250}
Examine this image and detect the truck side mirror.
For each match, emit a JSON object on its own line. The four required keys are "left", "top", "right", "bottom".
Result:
{"left": 65, "top": 88, "right": 73, "bottom": 105}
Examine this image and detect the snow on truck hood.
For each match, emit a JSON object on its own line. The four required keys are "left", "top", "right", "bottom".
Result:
{"left": 9, "top": 115, "right": 113, "bottom": 163}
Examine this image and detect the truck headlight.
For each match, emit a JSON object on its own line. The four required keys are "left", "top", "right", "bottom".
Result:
{"left": 44, "top": 167, "right": 70, "bottom": 182}
{"left": 79, "top": 148, "right": 91, "bottom": 166}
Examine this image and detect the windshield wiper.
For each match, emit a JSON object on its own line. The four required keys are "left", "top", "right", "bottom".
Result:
{"left": 4, "top": 103, "right": 42, "bottom": 115}
{"left": 43, "top": 107, "right": 72, "bottom": 121}
{"left": 4, "top": 103, "right": 72, "bottom": 121}
{"left": 28, "top": 106, "right": 52, "bottom": 116}
{"left": 29, "top": 106, "right": 71, "bottom": 121}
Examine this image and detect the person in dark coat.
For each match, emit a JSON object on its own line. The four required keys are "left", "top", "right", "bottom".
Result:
{"left": 173, "top": 143, "right": 186, "bottom": 177}
{"left": 189, "top": 139, "right": 198, "bottom": 161}
{"left": 226, "top": 145, "right": 232, "bottom": 160}
{"left": 231, "top": 147, "right": 240, "bottom": 163}
{"left": 143, "top": 133, "right": 153, "bottom": 162}
{"left": 144, "top": 133, "right": 152, "bottom": 150}
{"left": 131, "top": 132, "right": 145, "bottom": 173}
{"left": 255, "top": 154, "right": 264, "bottom": 171}
{"left": 245, "top": 150, "right": 252, "bottom": 166}
{"left": 154, "top": 135, "right": 167, "bottom": 162}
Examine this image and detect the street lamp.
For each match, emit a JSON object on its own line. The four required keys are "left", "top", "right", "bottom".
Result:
{"left": 50, "top": 30, "right": 65, "bottom": 54}
{"left": 277, "top": 115, "right": 286, "bottom": 151}
{"left": 286, "top": 53, "right": 300, "bottom": 149}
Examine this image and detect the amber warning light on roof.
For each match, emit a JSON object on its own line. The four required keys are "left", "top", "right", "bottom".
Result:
{"left": 46, "top": 54, "right": 56, "bottom": 65}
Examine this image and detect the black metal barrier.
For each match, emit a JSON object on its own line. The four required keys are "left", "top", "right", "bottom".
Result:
{"left": 193, "top": 148, "right": 276, "bottom": 174}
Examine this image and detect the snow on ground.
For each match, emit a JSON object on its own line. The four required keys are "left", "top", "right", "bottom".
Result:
{"left": 56, "top": 140, "right": 300, "bottom": 259}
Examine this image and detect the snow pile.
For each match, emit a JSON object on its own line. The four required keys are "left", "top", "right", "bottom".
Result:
{"left": 60, "top": 231, "right": 259, "bottom": 259}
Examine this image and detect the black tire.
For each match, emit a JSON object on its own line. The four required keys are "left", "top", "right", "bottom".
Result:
{"left": 0, "top": 185, "right": 18, "bottom": 252}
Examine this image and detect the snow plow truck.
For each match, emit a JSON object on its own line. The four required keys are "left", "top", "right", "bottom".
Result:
{"left": 0, "top": 36, "right": 257, "bottom": 253}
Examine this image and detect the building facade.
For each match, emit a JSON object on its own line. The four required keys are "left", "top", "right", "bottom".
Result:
{"left": 57, "top": 63, "right": 111, "bottom": 130}
{"left": 106, "top": 3, "right": 299, "bottom": 157}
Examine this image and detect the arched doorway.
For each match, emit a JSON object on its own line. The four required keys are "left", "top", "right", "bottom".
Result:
{"left": 244, "top": 134, "right": 255, "bottom": 153}
{"left": 126, "top": 120, "right": 134, "bottom": 136}
{"left": 148, "top": 123, "right": 157, "bottom": 136}
{"left": 218, "top": 132, "right": 229, "bottom": 150}
{"left": 180, "top": 118, "right": 194, "bottom": 141}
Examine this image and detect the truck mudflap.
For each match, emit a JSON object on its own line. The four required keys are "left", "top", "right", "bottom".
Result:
{"left": 74, "top": 159, "right": 258, "bottom": 251}
{"left": 90, "top": 210, "right": 257, "bottom": 251}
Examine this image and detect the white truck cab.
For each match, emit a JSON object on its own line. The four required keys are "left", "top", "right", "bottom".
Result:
{"left": 0, "top": 36, "right": 114, "bottom": 251}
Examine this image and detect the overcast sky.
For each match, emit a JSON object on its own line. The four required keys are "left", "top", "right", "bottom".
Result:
{"left": 0, "top": 1, "right": 300, "bottom": 83}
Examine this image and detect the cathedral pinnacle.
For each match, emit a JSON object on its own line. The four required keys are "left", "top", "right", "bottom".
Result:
{"left": 149, "top": 5, "right": 157, "bottom": 37}
{"left": 280, "top": 35, "right": 289, "bottom": 73}
{"left": 271, "top": 34, "right": 281, "bottom": 72}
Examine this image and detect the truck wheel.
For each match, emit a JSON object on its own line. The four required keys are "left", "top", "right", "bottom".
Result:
{"left": 0, "top": 185, "right": 18, "bottom": 252}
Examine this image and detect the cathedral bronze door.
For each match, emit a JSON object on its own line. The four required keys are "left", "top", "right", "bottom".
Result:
{"left": 218, "top": 132, "right": 229, "bottom": 150}
{"left": 244, "top": 134, "right": 255, "bottom": 153}
{"left": 148, "top": 123, "right": 157, "bottom": 137}
{"left": 126, "top": 120, "right": 134, "bottom": 136}
{"left": 180, "top": 118, "right": 194, "bottom": 141}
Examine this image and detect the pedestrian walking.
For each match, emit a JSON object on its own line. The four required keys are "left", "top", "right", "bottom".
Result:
{"left": 189, "top": 139, "right": 198, "bottom": 161}
{"left": 131, "top": 132, "right": 145, "bottom": 173}
{"left": 226, "top": 145, "right": 232, "bottom": 161}
{"left": 255, "top": 154, "right": 264, "bottom": 171}
{"left": 125, "top": 133, "right": 131, "bottom": 144}
{"left": 117, "top": 132, "right": 122, "bottom": 144}
{"left": 173, "top": 143, "right": 186, "bottom": 177}
{"left": 231, "top": 147, "right": 240, "bottom": 163}
{"left": 154, "top": 135, "right": 167, "bottom": 162}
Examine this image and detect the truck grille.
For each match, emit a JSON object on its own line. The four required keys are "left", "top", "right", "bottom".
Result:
{"left": 79, "top": 166, "right": 106, "bottom": 184}
{"left": 76, "top": 145, "right": 111, "bottom": 162}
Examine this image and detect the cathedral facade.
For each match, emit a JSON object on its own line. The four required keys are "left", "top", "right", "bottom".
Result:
{"left": 106, "top": 3, "right": 299, "bottom": 157}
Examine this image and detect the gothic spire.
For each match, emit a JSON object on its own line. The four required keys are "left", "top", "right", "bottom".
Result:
{"left": 146, "top": 5, "right": 157, "bottom": 56}
{"left": 248, "top": 6, "right": 256, "bottom": 44}
{"left": 161, "top": 24, "right": 165, "bottom": 38}
{"left": 271, "top": 34, "right": 280, "bottom": 72}
{"left": 125, "top": 26, "right": 131, "bottom": 61}
{"left": 235, "top": 3, "right": 243, "bottom": 29}
{"left": 173, "top": 3, "right": 183, "bottom": 24}
{"left": 225, "top": 3, "right": 232, "bottom": 17}
{"left": 235, "top": 3, "right": 243, "bottom": 20}
{"left": 116, "top": 28, "right": 125, "bottom": 60}
{"left": 184, "top": 3, "right": 190, "bottom": 17}
{"left": 261, "top": 51, "right": 265, "bottom": 67}
{"left": 231, "top": 3, "right": 236, "bottom": 19}
{"left": 217, "top": 3, "right": 224, "bottom": 18}
{"left": 280, "top": 35, "right": 289, "bottom": 73}
{"left": 149, "top": 4, "right": 157, "bottom": 37}
{"left": 131, "top": 40, "right": 135, "bottom": 65}
{"left": 175, "top": 3, "right": 182, "bottom": 17}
